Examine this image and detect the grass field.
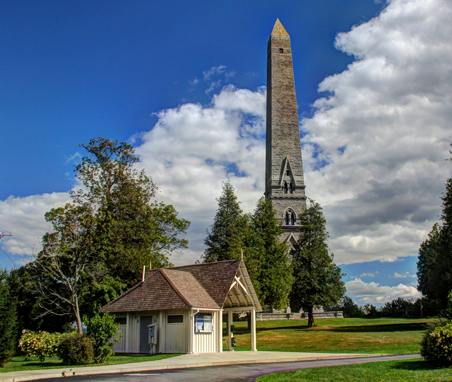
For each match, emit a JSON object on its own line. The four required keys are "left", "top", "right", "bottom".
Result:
{"left": 257, "top": 358, "right": 452, "bottom": 382}
{"left": 2, "top": 318, "right": 435, "bottom": 375}
{"left": 224, "top": 317, "right": 433, "bottom": 354}
{"left": 0, "top": 353, "right": 179, "bottom": 373}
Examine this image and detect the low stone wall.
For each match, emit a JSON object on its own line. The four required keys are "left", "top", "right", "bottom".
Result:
{"left": 304, "top": 311, "right": 344, "bottom": 319}
{"left": 257, "top": 313, "right": 296, "bottom": 320}
{"left": 257, "top": 311, "right": 343, "bottom": 321}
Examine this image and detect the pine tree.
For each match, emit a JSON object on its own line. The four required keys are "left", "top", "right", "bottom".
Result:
{"left": 203, "top": 181, "right": 246, "bottom": 262}
{"left": 0, "top": 268, "right": 18, "bottom": 367}
{"left": 247, "top": 197, "right": 293, "bottom": 310}
{"left": 417, "top": 223, "right": 443, "bottom": 303}
{"left": 417, "top": 176, "right": 452, "bottom": 308}
{"left": 290, "top": 200, "right": 345, "bottom": 327}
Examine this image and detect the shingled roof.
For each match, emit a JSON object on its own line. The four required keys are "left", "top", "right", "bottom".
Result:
{"left": 169, "top": 260, "right": 241, "bottom": 307}
{"left": 101, "top": 260, "right": 242, "bottom": 313}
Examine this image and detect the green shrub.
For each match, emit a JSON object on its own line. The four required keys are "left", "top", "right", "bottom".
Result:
{"left": 19, "top": 329, "right": 61, "bottom": 362}
{"left": 421, "top": 320, "right": 452, "bottom": 365}
{"left": 84, "top": 312, "right": 120, "bottom": 364}
{"left": 57, "top": 333, "right": 93, "bottom": 365}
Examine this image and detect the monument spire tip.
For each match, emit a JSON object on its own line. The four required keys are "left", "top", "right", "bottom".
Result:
{"left": 271, "top": 19, "right": 289, "bottom": 37}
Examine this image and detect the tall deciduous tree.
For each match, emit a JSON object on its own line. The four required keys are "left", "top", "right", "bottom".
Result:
{"left": 32, "top": 203, "right": 108, "bottom": 334}
{"left": 31, "top": 138, "right": 190, "bottom": 327}
{"left": 290, "top": 200, "right": 345, "bottom": 327}
{"left": 73, "top": 138, "right": 190, "bottom": 287}
{"left": 203, "top": 181, "right": 247, "bottom": 262}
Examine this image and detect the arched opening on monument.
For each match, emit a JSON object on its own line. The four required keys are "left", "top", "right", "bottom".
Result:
{"left": 283, "top": 181, "right": 288, "bottom": 194}
{"left": 284, "top": 209, "right": 296, "bottom": 226}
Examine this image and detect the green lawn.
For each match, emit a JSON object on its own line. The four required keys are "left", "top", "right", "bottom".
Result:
{"left": 2, "top": 318, "right": 436, "bottom": 374}
{"left": 224, "top": 317, "right": 434, "bottom": 354}
{"left": 0, "top": 353, "right": 180, "bottom": 373}
{"left": 257, "top": 358, "right": 452, "bottom": 382}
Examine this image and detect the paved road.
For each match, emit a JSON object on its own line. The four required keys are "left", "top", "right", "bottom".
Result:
{"left": 31, "top": 354, "right": 420, "bottom": 382}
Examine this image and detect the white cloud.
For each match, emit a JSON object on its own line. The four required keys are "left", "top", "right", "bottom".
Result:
{"left": 0, "top": 86, "right": 267, "bottom": 267}
{"left": 346, "top": 278, "right": 422, "bottom": 304}
{"left": 65, "top": 151, "right": 82, "bottom": 164}
{"left": 203, "top": 65, "right": 226, "bottom": 81}
{"left": 391, "top": 271, "right": 416, "bottom": 279}
{"left": 0, "top": 193, "right": 71, "bottom": 264}
{"left": 135, "top": 86, "right": 267, "bottom": 264}
{"left": 360, "top": 272, "right": 376, "bottom": 278}
{"left": 202, "top": 66, "right": 236, "bottom": 94}
{"left": 302, "top": 0, "right": 452, "bottom": 264}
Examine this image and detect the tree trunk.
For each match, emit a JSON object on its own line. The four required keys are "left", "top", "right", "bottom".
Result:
{"left": 247, "top": 312, "right": 251, "bottom": 332}
{"left": 74, "top": 299, "right": 83, "bottom": 335}
{"left": 307, "top": 306, "right": 315, "bottom": 327}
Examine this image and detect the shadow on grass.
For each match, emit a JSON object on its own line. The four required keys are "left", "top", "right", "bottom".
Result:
{"left": 390, "top": 359, "right": 447, "bottom": 371}
{"left": 21, "top": 362, "right": 64, "bottom": 367}
{"left": 242, "top": 322, "right": 429, "bottom": 334}
{"left": 326, "top": 323, "right": 428, "bottom": 333}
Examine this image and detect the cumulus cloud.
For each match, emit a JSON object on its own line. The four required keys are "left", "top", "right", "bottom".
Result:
{"left": 346, "top": 278, "right": 422, "bottom": 304}
{"left": 0, "top": 193, "right": 71, "bottom": 264}
{"left": 0, "top": 86, "right": 267, "bottom": 267}
{"left": 302, "top": 0, "right": 452, "bottom": 264}
{"left": 135, "top": 86, "right": 267, "bottom": 263}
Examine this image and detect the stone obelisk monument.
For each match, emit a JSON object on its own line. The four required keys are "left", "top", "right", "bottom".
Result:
{"left": 265, "top": 19, "right": 307, "bottom": 245}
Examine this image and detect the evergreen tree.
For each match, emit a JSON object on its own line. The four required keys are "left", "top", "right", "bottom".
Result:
{"left": 203, "top": 189, "right": 293, "bottom": 310}
{"left": 203, "top": 181, "right": 246, "bottom": 262}
{"left": 9, "top": 266, "right": 71, "bottom": 333}
{"left": 417, "top": 176, "right": 452, "bottom": 308}
{"left": 417, "top": 223, "right": 443, "bottom": 303}
{"left": 0, "top": 268, "right": 18, "bottom": 367}
{"left": 247, "top": 197, "right": 293, "bottom": 310}
{"left": 290, "top": 200, "right": 345, "bottom": 327}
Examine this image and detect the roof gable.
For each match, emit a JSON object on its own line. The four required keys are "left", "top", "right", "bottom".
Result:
{"left": 101, "top": 259, "right": 261, "bottom": 313}
{"left": 101, "top": 269, "right": 189, "bottom": 313}
{"left": 175, "top": 260, "right": 241, "bottom": 307}
{"left": 161, "top": 269, "right": 220, "bottom": 309}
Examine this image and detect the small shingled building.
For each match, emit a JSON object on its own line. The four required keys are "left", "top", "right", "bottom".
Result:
{"left": 101, "top": 259, "right": 262, "bottom": 354}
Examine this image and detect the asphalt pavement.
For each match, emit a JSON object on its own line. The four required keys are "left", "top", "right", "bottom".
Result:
{"left": 24, "top": 354, "right": 421, "bottom": 382}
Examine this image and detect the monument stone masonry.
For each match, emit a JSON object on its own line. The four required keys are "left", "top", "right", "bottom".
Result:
{"left": 265, "top": 19, "right": 307, "bottom": 246}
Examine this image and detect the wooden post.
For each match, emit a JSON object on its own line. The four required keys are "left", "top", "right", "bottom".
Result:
{"left": 158, "top": 311, "right": 167, "bottom": 354}
{"left": 227, "top": 310, "right": 233, "bottom": 351}
{"left": 251, "top": 307, "right": 257, "bottom": 351}
{"left": 189, "top": 309, "right": 195, "bottom": 353}
{"left": 217, "top": 310, "right": 223, "bottom": 352}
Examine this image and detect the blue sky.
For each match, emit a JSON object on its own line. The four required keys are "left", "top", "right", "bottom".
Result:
{"left": 1, "top": 0, "right": 451, "bottom": 306}
{"left": 0, "top": 0, "right": 383, "bottom": 199}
